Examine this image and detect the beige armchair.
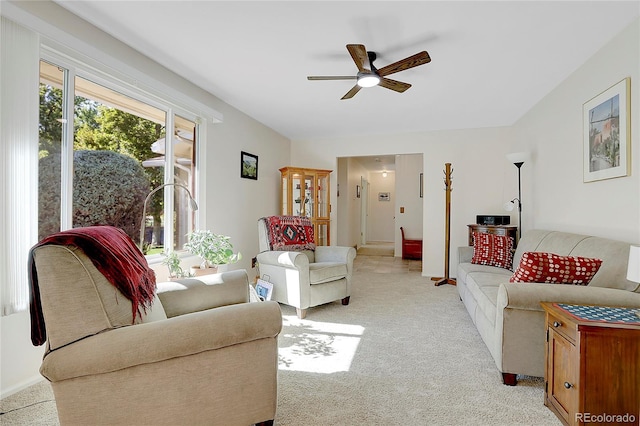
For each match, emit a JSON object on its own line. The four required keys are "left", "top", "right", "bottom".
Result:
{"left": 257, "top": 216, "right": 356, "bottom": 319}
{"left": 29, "top": 229, "right": 282, "bottom": 426}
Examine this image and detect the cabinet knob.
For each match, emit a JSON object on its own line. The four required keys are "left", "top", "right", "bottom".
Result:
{"left": 564, "top": 382, "right": 573, "bottom": 389}
{"left": 553, "top": 321, "right": 562, "bottom": 327}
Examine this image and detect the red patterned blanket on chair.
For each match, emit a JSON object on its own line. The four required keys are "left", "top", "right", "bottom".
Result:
{"left": 263, "top": 216, "right": 316, "bottom": 251}
{"left": 28, "top": 226, "right": 156, "bottom": 346}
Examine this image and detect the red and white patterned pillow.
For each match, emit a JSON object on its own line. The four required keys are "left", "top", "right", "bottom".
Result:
{"left": 471, "top": 232, "right": 514, "bottom": 270}
{"left": 509, "top": 252, "right": 603, "bottom": 285}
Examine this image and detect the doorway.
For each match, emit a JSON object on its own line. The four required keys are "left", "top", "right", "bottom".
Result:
{"left": 337, "top": 154, "right": 423, "bottom": 257}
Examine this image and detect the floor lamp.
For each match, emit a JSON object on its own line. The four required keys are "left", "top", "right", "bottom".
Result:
{"left": 504, "top": 152, "right": 530, "bottom": 240}
{"left": 139, "top": 183, "right": 198, "bottom": 251}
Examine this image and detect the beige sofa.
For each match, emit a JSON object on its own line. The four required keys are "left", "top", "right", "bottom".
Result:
{"left": 32, "top": 243, "right": 282, "bottom": 426}
{"left": 457, "top": 229, "right": 640, "bottom": 385}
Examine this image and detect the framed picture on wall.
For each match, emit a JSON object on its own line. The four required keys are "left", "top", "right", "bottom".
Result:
{"left": 583, "top": 78, "right": 630, "bottom": 183}
{"left": 241, "top": 151, "right": 258, "bottom": 180}
{"left": 378, "top": 192, "right": 390, "bottom": 202}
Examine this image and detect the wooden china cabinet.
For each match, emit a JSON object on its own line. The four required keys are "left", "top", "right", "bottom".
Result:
{"left": 279, "top": 167, "right": 331, "bottom": 246}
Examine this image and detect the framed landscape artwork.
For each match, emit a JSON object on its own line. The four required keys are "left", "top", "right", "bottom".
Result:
{"left": 583, "top": 78, "right": 630, "bottom": 183}
{"left": 241, "top": 151, "right": 258, "bottom": 180}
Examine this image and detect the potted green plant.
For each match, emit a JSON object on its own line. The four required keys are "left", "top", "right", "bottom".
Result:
{"left": 161, "top": 251, "right": 193, "bottom": 280}
{"left": 184, "top": 230, "right": 242, "bottom": 275}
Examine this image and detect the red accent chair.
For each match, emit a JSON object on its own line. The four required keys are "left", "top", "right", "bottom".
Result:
{"left": 400, "top": 227, "right": 423, "bottom": 260}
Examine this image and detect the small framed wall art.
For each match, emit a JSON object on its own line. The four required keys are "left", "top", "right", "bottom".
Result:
{"left": 241, "top": 151, "right": 258, "bottom": 180}
{"left": 583, "top": 78, "right": 630, "bottom": 183}
{"left": 378, "top": 192, "right": 390, "bottom": 202}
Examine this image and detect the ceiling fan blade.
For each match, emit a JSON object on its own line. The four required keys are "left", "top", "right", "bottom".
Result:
{"left": 379, "top": 77, "right": 412, "bottom": 93}
{"left": 377, "top": 51, "right": 431, "bottom": 77}
{"left": 341, "top": 84, "right": 362, "bottom": 100}
{"left": 307, "top": 76, "right": 357, "bottom": 81}
{"left": 346, "top": 44, "right": 369, "bottom": 72}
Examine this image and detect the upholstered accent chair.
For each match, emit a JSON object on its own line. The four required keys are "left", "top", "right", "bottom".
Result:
{"left": 30, "top": 234, "right": 282, "bottom": 426}
{"left": 400, "top": 226, "right": 423, "bottom": 260}
{"left": 257, "top": 216, "right": 356, "bottom": 319}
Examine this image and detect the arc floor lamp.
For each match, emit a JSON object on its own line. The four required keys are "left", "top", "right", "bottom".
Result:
{"left": 139, "top": 183, "right": 198, "bottom": 251}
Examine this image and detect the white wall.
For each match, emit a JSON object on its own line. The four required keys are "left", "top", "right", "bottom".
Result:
{"left": 395, "top": 154, "right": 423, "bottom": 255}
{"left": 512, "top": 18, "right": 640, "bottom": 243}
{"left": 335, "top": 157, "right": 369, "bottom": 248}
{"left": 291, "top": 127, "right": 513, "bottom": 277}
{"left": 366, "top": 171, "right": 395, "bottom": 242}
{"left": 1, "top": 3, "right": 290, "bottom": 397}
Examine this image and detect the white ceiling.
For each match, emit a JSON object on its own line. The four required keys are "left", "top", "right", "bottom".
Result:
{"left": 55, "top": 1, "right": 638, "bottom": 143}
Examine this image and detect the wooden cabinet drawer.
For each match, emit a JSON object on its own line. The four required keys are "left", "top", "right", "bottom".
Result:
{"left": 547, "top": 312, "right": 577, "bottom": 343}
{"left": 547, "top": 328, "right": 578, "bottom": 423}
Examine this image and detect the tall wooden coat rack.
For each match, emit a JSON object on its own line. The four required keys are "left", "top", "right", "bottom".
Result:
{"left": 432, "top": 163, "right": 457, "bottom": 286}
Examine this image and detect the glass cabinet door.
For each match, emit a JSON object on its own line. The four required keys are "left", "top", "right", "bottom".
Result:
{"left": 293, "top": 174, "right": 303, "bottom": 216}
{"left": 304, "top": 175, "right": 314, "bottom": 218}
{"left": 317, "top": 173, "right": 328, "bottom": 218}
{"left": 315, "top": 222, "right": 329, "bottom": 246}
{"left": 281, "top": 175, "right": 288, "bottom": 215}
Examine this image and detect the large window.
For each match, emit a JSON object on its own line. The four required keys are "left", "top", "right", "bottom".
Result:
{"left": 39, "top": 59, "right": 197, "bottom": 254}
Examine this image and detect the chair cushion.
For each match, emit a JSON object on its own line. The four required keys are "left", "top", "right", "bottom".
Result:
{"left": 32, "top": 245, "right": 138, "bottom": 350}
{"left": 309, "top": 262, "right": 348, "bottom": 285}
{"left": 140, "top": 293, "right": 168, "bottom": 322}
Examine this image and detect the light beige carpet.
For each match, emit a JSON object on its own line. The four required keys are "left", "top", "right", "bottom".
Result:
{"left": 0, "top": 266, "right": 560, "bottom": 425}
{"left": 274, "top": 270, "right": 560, "bottom": 425}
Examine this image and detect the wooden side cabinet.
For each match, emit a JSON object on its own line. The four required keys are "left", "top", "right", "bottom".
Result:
{"left": 541, "top": 302, "right": 640, "bottom": 426}
{"left": 280, "top": 167, "right": 331, "bottom": 246}
{"left": 467, "top": 224, "right": 518, "bottom": 248}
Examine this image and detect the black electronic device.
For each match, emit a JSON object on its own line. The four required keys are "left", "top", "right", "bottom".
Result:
{"left": 476, "top": 215, "right": 511, "bottom": 226}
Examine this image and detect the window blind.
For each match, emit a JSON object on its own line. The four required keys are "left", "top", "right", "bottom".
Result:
{"left": 1, "top": 17, "right": 40, "bottom": 315}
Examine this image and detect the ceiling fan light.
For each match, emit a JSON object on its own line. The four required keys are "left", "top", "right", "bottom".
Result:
{"left": 357, "top": 74, "right": 380, "bottom": 88}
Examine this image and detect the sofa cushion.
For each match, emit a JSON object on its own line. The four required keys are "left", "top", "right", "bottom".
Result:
{"left": 471, "top": 232, "right": 514, "bottom": 270}
{"left": 510, "top": 252, "right": 602, "bottom": 285}
{"left": 457, "top": 261, "right": 513, "bottom": 284}
{"left": 464, "top": 271, "right": 508, "bottom": 327}
{"left": 309, "top": 262, "right": 347, "bottom": 285}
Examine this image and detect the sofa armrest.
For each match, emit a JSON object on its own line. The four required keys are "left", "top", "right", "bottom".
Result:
{"left": 256, "top": 250, "right": 309, "bottom": 270}
{"left": 458, "top": 246, "right": 474, "bottom": 264}
{"left": 315, "top": 246, "right": 356, "bottom": 264}
{"left": 156, "top": 269, "right": 250, "bottom": 318}
{"left": 41, "top": 301, "right": 282, "bottom": 382}
{"left": 497, "top": 283, "right": 640, "bottom": 312}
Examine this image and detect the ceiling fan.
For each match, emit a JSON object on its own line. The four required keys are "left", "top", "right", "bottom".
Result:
{"left": 307, "top": 44, "right": 431, "bottom": 100}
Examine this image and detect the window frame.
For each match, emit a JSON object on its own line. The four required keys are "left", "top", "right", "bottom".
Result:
{"left": 39, "top": 48, "right": 205, "bottom": 262}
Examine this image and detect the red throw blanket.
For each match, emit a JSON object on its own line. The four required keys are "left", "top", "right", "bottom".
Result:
{"left": 263, "top": 215, "right": 316, "bottom": 251}
{"left": 28, "top": 226, "right": 156, "bottom": 346}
